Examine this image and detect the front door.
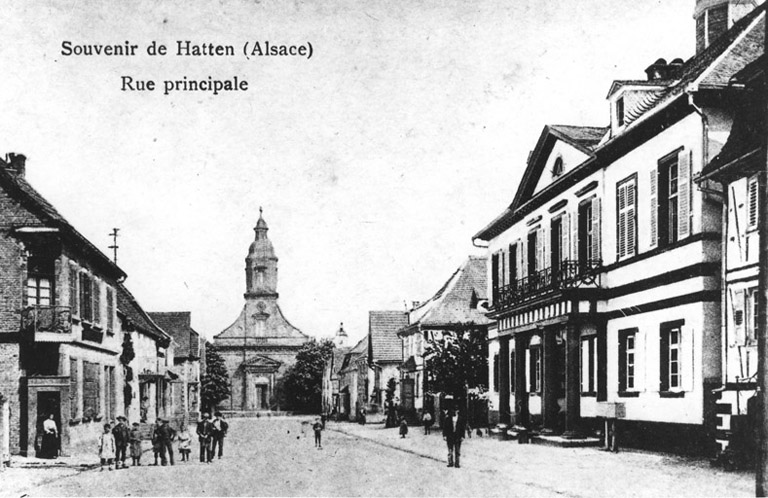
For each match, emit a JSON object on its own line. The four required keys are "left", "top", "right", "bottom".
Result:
{"left": 36, "top": 392, "right": 60, "bottom": 456}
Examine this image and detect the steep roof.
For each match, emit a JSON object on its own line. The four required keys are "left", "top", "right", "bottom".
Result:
{"left": 369, "top": 311, "right": 407, "bottom": 364}
{"left": 330, "top": 347, "right": 350, "bottom": 377}
{"left": 474, "top": 5, "right": 767, "bottom": 243}
{"left": 0, "top": 157, "right": 126, "bottom": 280}
{"left": 148, "top": 312, "right": 201, "bottom": 359}
{"left": 405, "top": 256, "right": 491, "bottom": 330}
{"left": 548, "top": 125, "right": 608, "bottom": 152}
{"left": 339, "top": 335, "right": 368, "bottom": 373}
{"left": 117, "top": 284, "right": 170, "bottom": 346}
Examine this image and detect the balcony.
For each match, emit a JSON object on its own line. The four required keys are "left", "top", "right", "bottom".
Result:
{"left": 493, "top": 259, "right": 602, "bottom": 311}
{"left": 21, "top": 305, "right": 73, "bottom": 341}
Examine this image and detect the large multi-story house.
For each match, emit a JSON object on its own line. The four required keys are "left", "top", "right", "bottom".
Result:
{"left": 697, "top": 52, "right": 765, "bottom": 459}
{"left": 397, "top": 256, "right": 489, "bottom": 420}
{"left": 473, "top": 0, "right": 765, "bottom": 454}
{"left": 0, "top": 153, "right": 124, "bottom": 456}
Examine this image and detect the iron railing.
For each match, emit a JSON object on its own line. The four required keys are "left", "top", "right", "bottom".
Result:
{"left": 493, "top": 259, "right": 602, "bottom": 310}
{"left": 21, "top": 305, "right": 72, "bottom": 334}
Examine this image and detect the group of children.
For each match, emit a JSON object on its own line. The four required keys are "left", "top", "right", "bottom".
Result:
{"left": 97, "top": 418, "right": 194, "bottom": 471}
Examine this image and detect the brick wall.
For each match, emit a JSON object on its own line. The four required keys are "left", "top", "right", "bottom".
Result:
{"left": 0, "top": 343, "right": 20, "bottom": 453}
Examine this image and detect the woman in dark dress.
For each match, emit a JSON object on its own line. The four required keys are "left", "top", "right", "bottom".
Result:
{"left": 39, "top": 414, "right": 59, "bottom": 459}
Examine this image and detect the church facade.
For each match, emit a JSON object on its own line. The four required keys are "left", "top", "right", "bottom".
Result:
{"left": 213, "top": 212, "right": 308, "bottom": 411}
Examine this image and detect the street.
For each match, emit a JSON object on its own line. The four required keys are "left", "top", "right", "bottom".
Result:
{"left": 4, "top": 417, "right": 756, "bottom": 497}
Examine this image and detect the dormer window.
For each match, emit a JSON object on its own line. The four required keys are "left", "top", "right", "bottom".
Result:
{"left": 616, "top": 97, "right": 625, "bottom": 127}
{"left": 552, "top": 157, "right": 564, "bottom": 178}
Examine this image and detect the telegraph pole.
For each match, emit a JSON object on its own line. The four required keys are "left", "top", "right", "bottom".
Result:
{"left": 108, "top": 228, "right": 120, "bottom": 264}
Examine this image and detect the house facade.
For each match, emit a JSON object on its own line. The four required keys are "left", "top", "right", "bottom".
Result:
{"left": 148, "top": 312, "right": 202, "bottom": 424}
{"left": 697, "top": 53, "right": 765, "bottom": 458}
{"left": 473, "top": 0, "right": 765, "bottom": 453}
{"left": 338, "top": 336, "right": 367, "bottom": 421}
{"left": 366, "top": 311, "right": 407, "bottom": 421}
{"left": 0, "top": 153, "right": 125, "bottom": 456}
{"left": 321, "top": 323, "right": 350, "bottom": 417}
{"left": 398, "top": 256, "right": 489, "bottom": 420}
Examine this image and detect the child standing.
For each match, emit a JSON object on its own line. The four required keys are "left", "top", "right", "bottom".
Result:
{"left": 129, "top": 422, "right": 142, "bottom": 466}
{"left": 177, "top": 424, "right": 192, "bottom": 462}
{"left": 312, "top": 418, "right": 323, "bottom": 449}
{"left": 399, "top": 417, "right": 409, "bottom": 438}
{"left": 98, "top": 423, "right": 116, "bottom": 471}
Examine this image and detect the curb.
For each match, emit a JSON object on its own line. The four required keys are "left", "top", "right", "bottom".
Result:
{"left": 329, "top": 426, "right": 443, "bottom": 463}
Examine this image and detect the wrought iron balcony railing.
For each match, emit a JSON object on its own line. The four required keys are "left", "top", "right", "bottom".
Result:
{"left": 492, "top": 259, "right": 602, "bottom": 310}
{"left": 21, "top": 305, "right": 72, "bottom": 335}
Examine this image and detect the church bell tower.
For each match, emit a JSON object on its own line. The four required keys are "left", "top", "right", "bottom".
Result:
{"left": 245, "top": 208, "right": 279, "bottom": 299}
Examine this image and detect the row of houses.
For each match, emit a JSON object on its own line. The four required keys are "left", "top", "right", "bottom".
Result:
{"left": 325, "top": 0, "right": 768, "bottom": 458}
{"left": 0, "top": 153, "right": 204, "bottom": 460}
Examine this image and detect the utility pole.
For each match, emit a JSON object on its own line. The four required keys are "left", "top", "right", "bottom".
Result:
{"left": 108, "top": 228, "right": 120, "bottom": 264}
{"left": 757, "top": 18, "right": 768, "bottom": 495}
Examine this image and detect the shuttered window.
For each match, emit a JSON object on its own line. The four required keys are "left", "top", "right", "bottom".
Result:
{"left": 618, "top": 328, "right": 637, "bottom": 392}
{"left": 660, "top": 320, "right": 685, "bottom": 392}
{"left": 93, "top": 280, "right": 101, "bottom": 325}
{"left": 616, "top": 176, "right": 637, "bottom": 259}
{"left": 106, "top": 287, "right": 114, "bottom": 333}
{"left": 748, "top": 175, "right": 759, "bottom": 230}
{"left": 69, "top": 358, "right": 78, "bottom": 419}
{"left": 83, "top": 361, "right": 100, "bottom": 418}
{"left": 68, "top": 266, "right": 78, "bottom": 314}
{"left": 655, "top": 149, "right": 692, "bottom": 247}
{"left": 79, "top": 273, "right": 92, "bottom": 322}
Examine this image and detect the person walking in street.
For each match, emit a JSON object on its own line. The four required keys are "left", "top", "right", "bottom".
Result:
{"left": 39, "top": 414, "right": 59, "bottom": 459}
{"left": 422, "top": 410, "right": 433, "bottom": 435}
{"left": 211, "top": 411, "right": 228, "bottom": 459}
{"left": 177, "top": 424, "right": 192, "bottom": 462}
{"left": 399, "top": 417, "right": 409, "bottom": 438}
{"left": 197, "top": 412, "right": 214, "bottom": 463}
{"left": 312, "top": 418, "right": 323, "bottom": 449}
{"left": 157, "top": 418, "right": 176, "bottom": 466}
{"left": 129, "top": 422, "right": 143, "bottom": 466}
{"left": 442, "top": 395, "right": 466, "bottom": 468}
{"left": 98, "top": 423, "right": 116, "bottom": 471}
{"left": 112, "top": 416, "right": 130, "bottom": 469}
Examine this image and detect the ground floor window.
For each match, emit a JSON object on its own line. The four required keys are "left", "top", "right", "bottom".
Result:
{"left": 660, "top": 320, "right": 684, "bottom": 392}
{"left": 580, "top": 336, "right": 596, "bottom": 395}
{"left": 618, "top": 329, "right": 637, "bottom": 392}
{"left": 82, "top": 361, "right": 100, "bottom": 419}
{"left": 529, "top": 347, "right": 541, "bottom": 393}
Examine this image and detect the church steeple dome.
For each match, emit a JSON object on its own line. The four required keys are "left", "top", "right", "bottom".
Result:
{"left": 245, "top": 208, "right": 279, "bottom": 298}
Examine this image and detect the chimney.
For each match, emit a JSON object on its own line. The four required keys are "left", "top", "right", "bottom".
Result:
{"left": 4, "top": 153, "right": 26, "bottom": 177}
{"left": 644, "top": 58, "right": 684, "bottom": 81}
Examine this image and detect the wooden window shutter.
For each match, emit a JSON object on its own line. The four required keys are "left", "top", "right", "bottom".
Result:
{"left": 677, "top": 149, "right": 691, "bottom": 240}
{"left": 571, "top": 208, "right": 579, "bottom": 263}
{"left": 542, "top": 226, "right": 550, "bottom": 271}
{"left": 536, "top": 228, "right": 545, "bottom": 272}
{"left": 561, "top": 213, "right": 570, "bottom": 264}
{"left": 617, "top": 182, "right": 627, "bottom": 258}
{"left": 748, "top": 175, "right": 759, "bottom": 230}
{"left": 627, "top": 179, "right": 637, "bottom": 257}
{"left": 618, "top": 332, "right": 627, "bottom": 391}
{"left": 591, "top": 197, "right": 601, "bottom": 261}
{"left": 92, "top": 277, "right": 101, "bottom": 325}
{"left": 659, "top": 330, "right": 670, "bottom": 392}
{"left": 650, "top": 169, "right": 658, "bottom": 248}
{"left": 681, "top": 326, "right": 694, "bottom": 392}
{"left": 733, "top": 288, "right": 746, "bottom": 345}
{"left": 520, "top": 239, "right": 527, "bottom": 279}
{"left": 500, "top": 249, "right": 506, "bottom": 287}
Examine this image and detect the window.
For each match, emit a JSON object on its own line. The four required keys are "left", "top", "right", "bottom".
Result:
{"left": 616, "top": 97, "right": 625, "bottom": 127}
{"left": 527, "top": 230, "right": 538, "bottom": 277}
{"left": 79, "top": 273, "right": 92, "bottom": 321}
{"left": 746, "top": 288, "right": 758, "bottom": 345}
{"left": 580, "top": 336, "right": 597, "bottom": 395}
{"left": 105, "top": 365, "right": 116, "bottom": 420}
{"left": 652, "top": 149, "right": 691, "bottom": 248}
{"left": 552, "top": 157, "right": 564, "bottom": 178}
{"left": 660, "top": 320, "right": 685, "bottom": 392}
{"left": 618, "top": 329, "right": 637, "bottom": 392}
{"left": 529, "top": 347, "right": 542, "bottom": 393}
{"left": 616, "top": 176, "right": 637, "bottom": 259}
{"left": 26, "top": 257, "right": 54, "bottom": 307}
{"left": 578, "top": 197, "right": 601, "bottom": 266}
{"left": 491, "top": 253, "right": 500, "bottom": 304}
{"left": 551, "top": 217, "right": 563, "bottom": 280}
{"left": 748, "top": 175, "right": 759, "bottom": 231}
{"left": 69, "top": 358, "right": 78, "bottom": 419}
{"left": 493, "top": 353, "right": 500, "bottom": 392}
{"left": 508, "top": 243, "right": 518, "bottom": 287}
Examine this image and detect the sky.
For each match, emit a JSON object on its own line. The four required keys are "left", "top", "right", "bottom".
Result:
{"left": 0, "top": 0, "right": 695, "bottom": 345}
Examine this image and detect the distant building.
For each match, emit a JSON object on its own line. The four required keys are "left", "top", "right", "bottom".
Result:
{"left": 397, "top": 256, "right": 490, "bottom": 418}
{"left": 213, "top": 211, "right": 308, "bottom": 411}
{"left": 148, "top": 312, "right": 202, "bottom": 423}
{"left": 338, "top": 336, "right": 367, "bottom": 421}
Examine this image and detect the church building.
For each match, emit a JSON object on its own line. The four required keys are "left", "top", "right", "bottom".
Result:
{"left": 213, "top": 211, "right": 308, "bottom": 412}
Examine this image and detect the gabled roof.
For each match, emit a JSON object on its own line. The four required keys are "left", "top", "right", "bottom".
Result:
{"left": 0, "top": 157, "right": 126, "bottom": 280}
{"left": 548, "top": 125, "right": 608, "bottom": 152}
{"left": 117, "top": 284, "right": 171, "bottom": 347}
{"left": 339, "top": 335, "right": 368, "bottom": 373}
{"left": 369, "top": 311, "right": 407, "bottom": 364}
{"left": 147, "top": 312, "right": 201, "bottom": 359}
{"left": 242, "top": 354, "right": 281, "bottom": 368}
{"left": 404, "top": 256, "right": 490, "bottom": 331}
{"left": 474, "top": 6, "right": 766, "bottom": 244}
{"left": 329, "top": 347, "right": 350, "bottom": 377}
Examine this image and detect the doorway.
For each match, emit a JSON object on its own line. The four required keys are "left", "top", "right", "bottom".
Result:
{"left": 36, "top": 391, "right": 60, "bottom": 456}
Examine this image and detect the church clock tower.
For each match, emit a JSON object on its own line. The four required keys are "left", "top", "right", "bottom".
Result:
{"left": 245, "top": 208, "right": 278, "bottom": 299}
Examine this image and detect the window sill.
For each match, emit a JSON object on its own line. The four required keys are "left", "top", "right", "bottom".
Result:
{"left": 581, "top": 392, "right": 597, "bottom": 398}
{"left": 618, "top": 391, "right": 640, "bottom": 398}
{"left": 659, "top": 391, "right": 685, "bottom": 398}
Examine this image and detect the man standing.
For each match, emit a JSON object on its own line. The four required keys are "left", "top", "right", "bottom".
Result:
{"left": 156, "top": 418, "right": 176, "bottom": 466}
{"left": 442, "top": 396, "right": 465, "bottom": 468}
{"left": 211, "top": 412, "right": 228, "bottom": 460}
{"left": 197, "top": 412, "right": 214, "bottom": 463}
{"left": 112, "top": 416, "right": 130, "bottom": 469}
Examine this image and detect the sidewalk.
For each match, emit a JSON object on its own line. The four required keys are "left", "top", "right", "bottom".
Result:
{"left": 329, "top": 421, "right": 755, "bottom": 497}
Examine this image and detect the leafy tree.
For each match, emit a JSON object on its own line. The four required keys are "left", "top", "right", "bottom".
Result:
{"left": 201, "top": 342, "right": 231, "bottom": 412}
{"left": 281, "top": 339, "right": 334, "bottom": 413}
{"left": 424, "top": 323, "right": 488, "bottom": 402}
{"left": 384, "top": 377, "right": 398, "bottom": 428}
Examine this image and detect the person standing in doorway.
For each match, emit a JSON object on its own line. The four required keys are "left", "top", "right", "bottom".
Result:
{"left": 39, "top": 414, "right": 58, "bottom": 459}
{"left": 196, "top": 412, "right": 213, "bottom": 463}
{"left": 442, "top": 396, "right": 466, "bottom": 468}
{"left": 211, "top": 412, "right": 228, "bottom": 459}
